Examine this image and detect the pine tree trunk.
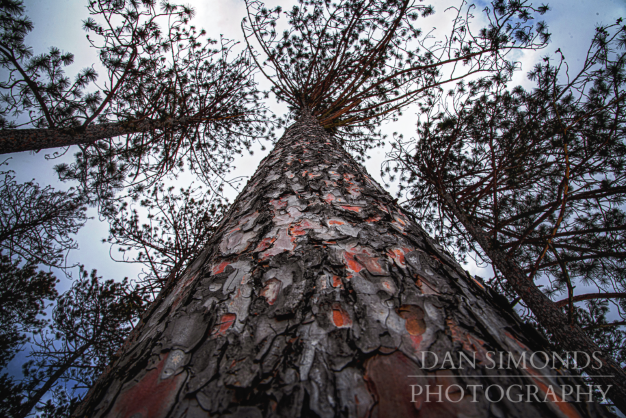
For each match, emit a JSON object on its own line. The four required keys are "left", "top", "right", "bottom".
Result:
{"left": 0, "top": 117, "right": 194, "bottom": 155}
{"left": 74, "top": 115, "right": 612, "bottom": 418}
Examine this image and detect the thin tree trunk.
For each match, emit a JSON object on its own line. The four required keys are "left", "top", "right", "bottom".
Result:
{"left": 0, "top": 117, "right": 194, "bottom": 155}
{"left": 75, "top": 115, "right": 612, "bottom": 418}
{"left": 19, "top": 341, "right": 92, "bottom": 418}
{"left": 440, "top": 189, "right": 626, "bottom": 414}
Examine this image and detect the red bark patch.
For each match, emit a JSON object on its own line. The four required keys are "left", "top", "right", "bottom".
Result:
{"left": 260, "top": 278, "right": 282, "bottom": 305}
{"left": 324, "top": 193, "right": 335, "bottom": 203}
{"left": 343, "top": 246, "right": 379, "bottom": 276}
{"left": 446, "top": 318, "right": 490, "bottom": 364}
{"left": 386, "top": 247, "right": 413, "bottom": 268}
{"left": 109, "top": 353, "right": 185, "bottom": 418}
{"left": 332, "top": 303, "right": 352, "bottom": 328}
{"left": 366, "top": 214, "right": 383, "bottom": 223}
{"left": 343, "top": 249, "right": 363, "bottom": 274}
{"left": 290, "top": 224, "right": 307, "bottom": 236}
{"left": 212, "top": 313, "right": 237, "bottom": 337}
{"left": 328, "top": 219, "right": 344, "bottom": 225}
{"left": 524, "top": 367, "right": 584, "bottom": 418}
{"left": 341, "top": 205, "right": 362, "bottom": 212}
{"left": 408, "top": 334, "right": 423, "bottom": 350}
{"left": 470, "top": 275, "right": 485, "bottom": 290}
{"left": 255, "top": 237, "right": 276, "bottom": 252}
{"left": 270, "top": 198, "right": 288, "bottom": 210}
{"left": 397, "top": 305, "right": 426, "bottom": 336}
{"left": 393, "top": 212, "right": 408, "bottom": 225}
{"left": 290, "top": 219, "right": 322, "bottom": 237}
{"left": 415, "top": 276, "right": 439, "bottom": 295}
{"left": 381, "top": 280, "right": 394, "bottom": 292}
{"left": 212, "top": 261, "right": 230, "bottom": 275}
{"left": 332, "top": 275, "right": 343, "bottom": 288}
{"left": 365, "top": 352, "right": 482, "bottom": 417}
{"left": 364, "top": 351, "right": 422, "bottom": 418}
{"left": 354, "top": 254, "right": 387, "bottom": 276}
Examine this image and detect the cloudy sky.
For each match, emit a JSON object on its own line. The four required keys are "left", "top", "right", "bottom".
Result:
{"left": 7, "top": 0, "right": 626, "bottom": 285}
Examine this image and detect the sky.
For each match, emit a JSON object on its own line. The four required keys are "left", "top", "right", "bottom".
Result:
{"left": 7, "top": 0, "right": 626, "bottom": 285}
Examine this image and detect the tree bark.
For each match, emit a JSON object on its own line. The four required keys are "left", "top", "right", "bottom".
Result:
{"left": 0, "top": 117, "right": 195, "bottom": 155}
{"left": 74, "top": 115, "right": 612, "bottom": 418}
{"left": 440, "top": 189, "right": 626, "bottom": 414}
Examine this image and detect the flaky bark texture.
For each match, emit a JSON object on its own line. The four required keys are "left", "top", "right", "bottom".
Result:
{"left": 75, "top": 115, "right": 612, "bottom": 418}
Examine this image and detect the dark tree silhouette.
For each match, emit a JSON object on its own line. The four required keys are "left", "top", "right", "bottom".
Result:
{"left": 0, "top": 254, "right": 58, "bottom": 371}
{"left": 0, "top": 165, "right": 88, "bottom": 416}
{"left": 6, "top": 267, "right": 146, "bottom": 418}
{"left": 0, "top": 167, "right": 87, "bottom": 268}
{"left": 105, "top": 182, "right": 228, "bottom": 300}
{"left": 0, "top": 0, "right": 270, "bottom": 199}
{"left": 388, "top": 20, "right": 626, "bottom": 411}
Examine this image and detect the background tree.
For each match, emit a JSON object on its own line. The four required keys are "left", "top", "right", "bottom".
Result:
{"left": 0, "top": 167, "right": 87, "bottom": 268}
{"left": 387, "top": 20, "right": 626, "bottom": 409}
{"left": 0, "top": 255, "right": 57, "bottom": 373}
{"left": 104, "top": 182, "right": 227, "bottom": 301}
{"left": 3, "top": 267, "right": 146, "bottom": 418}
{"left": 0, "top": 164, "right": 87, "bottom": 417}
{"left": 0, "top": 0, "right": 270, "bottom": 200}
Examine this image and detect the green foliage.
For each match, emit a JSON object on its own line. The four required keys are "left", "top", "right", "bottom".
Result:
{"left": 0, "top": 373, "right": 29, "bottom": 417}
{"left": 0, "top": 0, "right": 272, "bottom": 201}
{"left": 12, "top": 267, "right": 145, "bottom": 417}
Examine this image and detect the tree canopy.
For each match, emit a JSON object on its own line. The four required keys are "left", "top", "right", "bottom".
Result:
{"left": 7, "top": 267, "right": 144, "bottom": 417}
{"left": 244, "top": 0, "right": 550, "bottom": 155}
{"left": 0, "top": 167, "right": 87, "bottom": 268}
